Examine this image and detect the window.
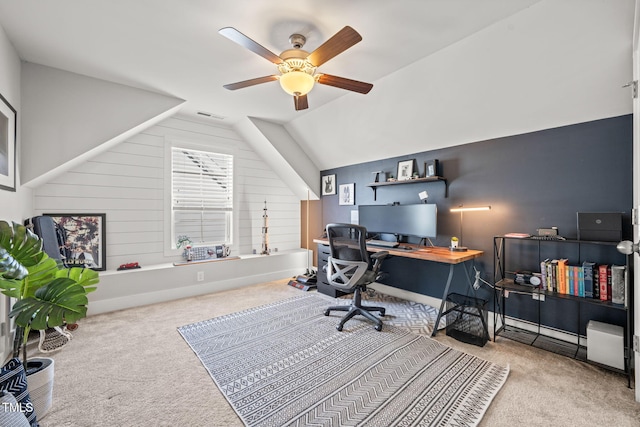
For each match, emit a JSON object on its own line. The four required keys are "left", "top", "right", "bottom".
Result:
{"left": 171, "top": 146, "right": 233, "bottom": 247}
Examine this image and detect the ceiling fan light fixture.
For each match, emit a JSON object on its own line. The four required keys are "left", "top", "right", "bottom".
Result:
{"left": 279, "top": 71, "right": 315, "bottom": 96}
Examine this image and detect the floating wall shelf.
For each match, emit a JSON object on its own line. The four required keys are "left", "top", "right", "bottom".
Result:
{"left": 366, "top": 176, "right": 448, "bottom": 200}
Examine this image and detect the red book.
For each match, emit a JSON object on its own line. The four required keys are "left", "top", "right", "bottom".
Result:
{"left": 607, "top": 266, "right": 612, "bottom": 301}
{"left": 598, "top": 264, "right": 609, "bottom": 301}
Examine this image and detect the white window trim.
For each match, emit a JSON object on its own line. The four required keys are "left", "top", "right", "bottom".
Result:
{"left": 163, "top": 137, "right": 238, "bottom": 257}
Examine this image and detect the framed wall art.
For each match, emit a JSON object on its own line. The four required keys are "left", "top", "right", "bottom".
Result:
{"left": 397, "top": 159, "right": 414, "bottom": 181}
{"left": 425, "top": 159, "right": 439, "bottom": 177}
{"left": 321, "top": 174, "right": 336, "bottom": 196}
{"left": 339, "top": 183, "right": 355, "bottom": 205}
{"left": 45, "top": 213, "right": 106, "bottom": 271}
{"left": 0, "top": 93, "right": 16, "bottom": 192}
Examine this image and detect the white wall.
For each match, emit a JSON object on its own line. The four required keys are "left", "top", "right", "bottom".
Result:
{"left": 0, "top": 24, "right": 31, "bottom": 360}
{"left": 32, "top": 114, "right": 301, "bottom": 270}
{"left": 287, "top": 0, "right": 635, "bottom": 171}
{"left": 0, "top": 24, "right": 30, "bottom": 221}
{"left": 20, "top": 63, "right": 184, "bottom": 188}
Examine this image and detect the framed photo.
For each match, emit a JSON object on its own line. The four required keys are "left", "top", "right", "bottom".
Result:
{"left": 45, "top": 213, "right": 106, "bottom": 271}
{"left": 0, "top": 93, "right": 16, "bottom": 192}
{"left": 321, "top": 174, "right": 336, "bottom": 196}
{"left": 339, "top": 183, "right": 355, "bottom": 205}
{"left": 397, "top": 159, "right": 414, "bottom": 181}
{"left": 425, "top": 159, "right": 439, "bottom": 177}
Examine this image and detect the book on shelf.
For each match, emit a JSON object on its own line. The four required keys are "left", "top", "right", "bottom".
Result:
{"left": 567, "top": 265, "right": 575, "bottom": 296}
{"left": 540, "top": 259, "right": 549, "bottom": 291}
{"left": 550, "top": 259, "right": 558, "bottom": 292}
{"left": 557, "top": 259, "right": 568, "bottom": 294}
{"left": 598, "top": 264, "right": 609, "bottom": 301}
{"left": 582, "top": 261, "right": 596, "bottom": 298}
{"left": 611, "top": 265, "right": 626, "bottom": 305}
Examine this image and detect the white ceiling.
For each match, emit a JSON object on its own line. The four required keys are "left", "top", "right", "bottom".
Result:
{"left": 0, "top": 0, "right": 541, "bottom": 124}
{"left": 0, "top": 0, "right": 635, "bottom": 172}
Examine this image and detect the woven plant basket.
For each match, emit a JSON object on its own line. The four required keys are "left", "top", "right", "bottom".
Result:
{"left": 26, "top": 357, "right": 54, "bottom": 420}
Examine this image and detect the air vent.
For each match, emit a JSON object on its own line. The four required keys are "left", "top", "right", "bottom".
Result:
{"left": 196, "top": 111, "right": 226, "bottom": 120}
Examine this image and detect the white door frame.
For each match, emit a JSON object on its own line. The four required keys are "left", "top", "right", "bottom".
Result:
{"left": 632, "top": 0, "right": 640, "bottom": 403}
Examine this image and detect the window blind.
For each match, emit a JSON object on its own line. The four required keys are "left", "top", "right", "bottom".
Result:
{"left": 171, "top": 147, "right": 233, "bottom": 245}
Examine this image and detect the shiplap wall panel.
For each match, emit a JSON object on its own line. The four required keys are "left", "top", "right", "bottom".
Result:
{"left": 48, "top": 173, "right": 162, "bottom": 189}
{"left": 33, "top": 115, "right": 301, "bottom": 270}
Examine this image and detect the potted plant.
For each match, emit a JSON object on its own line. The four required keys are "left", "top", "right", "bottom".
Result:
{"left": 0, "top": 220, "right": 99, "bottom": 423}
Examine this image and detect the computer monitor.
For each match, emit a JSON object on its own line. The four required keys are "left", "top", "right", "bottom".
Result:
{"left": 358, "top": 204, "right": 437, "bottom": 238}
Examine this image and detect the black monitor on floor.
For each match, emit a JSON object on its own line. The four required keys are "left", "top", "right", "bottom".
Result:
{"left": 358, "top": 204, "right": 437, "bottom": 238}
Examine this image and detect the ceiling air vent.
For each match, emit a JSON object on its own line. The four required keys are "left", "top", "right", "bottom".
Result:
{"left": 196, "top": 111, "right": 226, "bottom": 120}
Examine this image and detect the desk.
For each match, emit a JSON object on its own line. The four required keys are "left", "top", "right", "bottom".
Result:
{"left": 313, "top": 238, "right": 483, "bottom": 336}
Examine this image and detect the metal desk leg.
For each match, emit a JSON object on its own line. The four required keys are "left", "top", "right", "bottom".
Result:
{"left": 431, "top": 263, "right": 456, "bottom": 337}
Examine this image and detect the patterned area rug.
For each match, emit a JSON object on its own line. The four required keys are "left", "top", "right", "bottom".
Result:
{"left": 178, "top": 294, "right": 509, "bottom": 427}
{"left": 336, "top": 290, "right": 446, "bottom": 335}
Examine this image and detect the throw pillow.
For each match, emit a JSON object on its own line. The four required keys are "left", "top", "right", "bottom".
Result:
{"left": 0, "top": 358, "right": 38, "bottom": 427}
{"left": 0, "top": 390, "right": 31, "bottom": 427}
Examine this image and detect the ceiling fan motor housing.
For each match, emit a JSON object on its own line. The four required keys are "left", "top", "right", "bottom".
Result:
{"left": 289, "top": 34, "right": 306, "bottom": 49}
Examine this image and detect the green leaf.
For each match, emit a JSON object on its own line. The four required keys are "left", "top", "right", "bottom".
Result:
{"left": 0, "top": 248, "right": 28, "bottom": 280}
{"left": 10, "top": 278, "right": 89, "bottom": 329}
{"left": 55, "top": 267, "right": 100, "bottom": 293}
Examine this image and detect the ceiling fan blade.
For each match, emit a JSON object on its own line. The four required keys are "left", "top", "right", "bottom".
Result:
{"left": 223, "top": 75, "right": 278, "bottom": 90}
{"left": 294, "top": 94, "right": 309, "bottom": 111}
{"left": 219, "top": 27, "right": 283, "bottom": 64}
{"left": 317, "top": 74, "right": 373, "bottom": 94}
{"left": 307, "top": 26, "right": 362, "bottom": 67}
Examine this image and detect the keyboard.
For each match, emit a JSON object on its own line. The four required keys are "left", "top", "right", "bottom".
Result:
{"left": 367, "top": 239, "right": 399, "bottom": 248}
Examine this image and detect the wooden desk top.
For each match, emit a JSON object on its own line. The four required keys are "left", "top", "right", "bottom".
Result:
{"left": 313, "top": 238, "right": 483, "bottom": 265}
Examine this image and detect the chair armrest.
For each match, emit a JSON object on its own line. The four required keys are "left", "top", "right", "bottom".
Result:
{"left": 371, "top": 251, "right": 389, "bottom": 260}
{"left": 370, "top": 251, "right": 388, "bottom": 274}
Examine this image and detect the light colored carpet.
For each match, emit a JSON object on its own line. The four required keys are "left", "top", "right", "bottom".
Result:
{"left": 31, "top": 279, "right": 640, "bottom": 426}
{"left": 178, "top": 294, "right": 508, "bottom": 426}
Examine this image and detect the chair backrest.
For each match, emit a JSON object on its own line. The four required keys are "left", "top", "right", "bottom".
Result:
{"left": 326, "top": 223, "right": 371, "bottom": 289}
{"left": 326, "top": 223, "right": 370, "bottom": 266}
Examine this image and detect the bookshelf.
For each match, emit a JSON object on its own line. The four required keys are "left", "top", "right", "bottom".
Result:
{"left": 493, "top": 235, "right": 633, "bottom": 387}
{"left": 366, "top": 176, "right": 447, "bottom": 200}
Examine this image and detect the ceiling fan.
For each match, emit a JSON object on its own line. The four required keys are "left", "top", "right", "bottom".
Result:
{"left": 219, "top": 26, "right": 373, "bottom": 111}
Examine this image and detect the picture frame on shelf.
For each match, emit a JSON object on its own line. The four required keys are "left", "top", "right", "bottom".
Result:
{"left": 321, "top": 174, "right": 337, "bottom": 196}
{"left": 0, "top": 93, "right": 17, "bottom": 192}
{"left": 397, "top": 159, "right": 414, "bottom": 181}
{"left": 339, "top": 183, "right": 355, "bottom": 205}
{"left": 44, "top": 213, "right": 106, "bottom": 271}
{"left": 425, "top": 159, "right": 439, "bottom": 178}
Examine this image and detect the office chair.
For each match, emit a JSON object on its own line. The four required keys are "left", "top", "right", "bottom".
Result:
{"left": 323, "top": 223, "right": 388, "bottom": 331}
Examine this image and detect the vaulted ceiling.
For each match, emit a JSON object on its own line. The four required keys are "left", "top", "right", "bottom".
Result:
{"left": 0, "top": 0, "right": 635, "bottom": 173}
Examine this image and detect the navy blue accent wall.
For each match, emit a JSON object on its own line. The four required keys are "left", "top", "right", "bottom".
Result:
{"left": 320, "top": 115, "right": 632, "bottom": 328}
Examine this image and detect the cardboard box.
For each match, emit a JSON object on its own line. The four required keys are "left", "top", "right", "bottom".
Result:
{"left": 587, "top": 320, "right": 624, "bottom": 370}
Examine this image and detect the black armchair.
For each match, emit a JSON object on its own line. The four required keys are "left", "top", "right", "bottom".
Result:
{"left": 323, "top": 223, "right": 388, "bottom": 331}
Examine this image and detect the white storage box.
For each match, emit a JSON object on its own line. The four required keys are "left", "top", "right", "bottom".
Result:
{"left": 587, "top": 320, "right": 624, "bottom": 370}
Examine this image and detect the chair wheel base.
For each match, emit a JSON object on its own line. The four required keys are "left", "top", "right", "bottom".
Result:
{"left": 337, "top": 325, "right": 343, "bottom": 331}
{"left": 324, "top": 309, "right": 330, "bottom": 316}
{"left": 375, "top": 324, "right": 383, "bottom": 332}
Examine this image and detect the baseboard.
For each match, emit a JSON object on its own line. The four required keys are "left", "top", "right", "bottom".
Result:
{"left": 502, "top": 316, "right": 587, "bottom": 347}
{"left": 369, "top": 282, "right": 442, "bottom": 309}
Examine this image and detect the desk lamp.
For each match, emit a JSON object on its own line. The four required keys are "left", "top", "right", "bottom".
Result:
{"left": 449, "top": 205, "right": 491, "bottom": 251}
